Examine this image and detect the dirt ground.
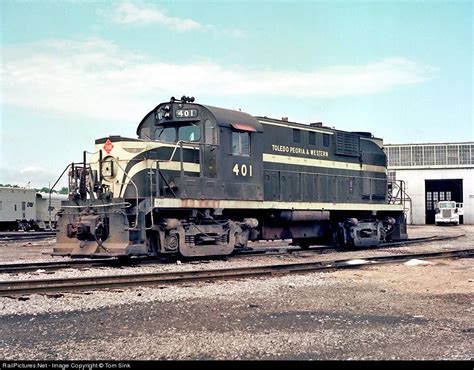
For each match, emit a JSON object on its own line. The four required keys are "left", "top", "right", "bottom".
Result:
{"left": 0, "top": 225, "right": 472, "bottom": 360}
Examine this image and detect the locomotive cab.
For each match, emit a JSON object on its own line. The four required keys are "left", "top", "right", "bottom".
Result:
{"left": 135, "top": 97, "right": 264, "bottom": 202}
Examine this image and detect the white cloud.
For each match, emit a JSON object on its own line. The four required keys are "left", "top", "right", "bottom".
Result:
{"left": 1, "top": 38, "right": 435, "bottom": 122}
{"left": 110, "top": 2, "right": 202, "bottom": 32}
{"left": 0, "top": 167, "right": 67, "bottom": 189}
{"left": 105, "top": 2, "right": 244, "bottom": 38}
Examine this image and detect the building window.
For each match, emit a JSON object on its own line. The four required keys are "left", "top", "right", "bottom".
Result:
{"left": 323, "top": 133, "right": 330, "bottom": 147}
{"left": 0, "top": 201, "right": 2, "bottom": 210}
{"left": 446, "top": 145, "right": 458, "bottom": 165}
{"left": 388, "top": 171, "right": 396, "bottom": 183}
{"left": 14, "top": 204, "right": 17, "bottom": 212}
{"left": 446, "top": 191, "right": 451, "bottom": 201}
{"left": 309, "top": 131, "right": 316, "bottom": 145}
{"left": 231, "top": 132, "right": 250, "bottom": 156}
{"left": 459, "top": 145, "right": 470, "bottom": 165}
{"left": 435, "top": 145, "right": 447, "bottom": 166}
{"left": 412, "top": 146, "right": 423, "bottom": 166}
{"left": 423, "top": 146, "right": 435, "bottom": 166}
{"left": 426, "top": 192, "right": 432, "bottom": 210}
{"left": 293, "top": 129, "right": 301, "bottom": 143}
{"left": 386, "top": 143, "right": 474, "bottom": 168}
{"left": 400, "top": 146, "right": 411, "bottom": 166}
{"left": 387, "top": 147, "right": 400, "bottom": 166}
{"left": 22, "top": 202, "right": 26, "bottom": 211}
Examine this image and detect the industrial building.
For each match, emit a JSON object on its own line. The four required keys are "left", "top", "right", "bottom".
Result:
{"left": 385, "top": 142, "right": 473, "bottom": 225}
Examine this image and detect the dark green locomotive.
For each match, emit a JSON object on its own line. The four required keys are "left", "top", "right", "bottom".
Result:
{"left": 54, "top": 96, "right": 407, "bottom": 257}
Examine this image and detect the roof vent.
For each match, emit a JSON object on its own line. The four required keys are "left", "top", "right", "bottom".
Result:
{"left": 310, "top": 122, "right": 323, "bottom": 127}
{"left": 281, "top": 117, "right": 288, "bottom": 122}
{"left": 352, "top": 131, "right": 373, "bottom": 138}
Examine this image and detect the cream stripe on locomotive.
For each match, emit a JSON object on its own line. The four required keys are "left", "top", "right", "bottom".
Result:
{"left": 119, "top": 159, "right": 200, "bottom": 198}
{"left": 262, "top": 153, "right": 387, "bottom": 174}
{"left": 154, "top": 198, "right": 404, "bottom": 212}
{"left": 90, "top": 140, "right": 200, "bottom": 198}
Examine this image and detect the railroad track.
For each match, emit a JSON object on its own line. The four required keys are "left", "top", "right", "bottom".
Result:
{"left": 236, "top": 234, "right": 465, "bottom": 255}
{"left": 0, "top": 248, "right": 472, "bottom": 297}
{"left": 0, "top": 257, "right": 149, "bottom": 274}
{"left": 0, "top": 231, "right": 57, "bottom": 241}
{"left": 0, "top": 234, "right": 465, "bottom": 274}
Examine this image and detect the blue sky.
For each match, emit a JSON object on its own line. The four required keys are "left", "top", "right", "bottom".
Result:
{"left": 1, "top": 0, "right": 472, "bottom": 188}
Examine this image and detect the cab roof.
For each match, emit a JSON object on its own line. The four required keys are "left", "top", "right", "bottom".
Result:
{"left": 136, "top": 102, "right": 263, "bottom": 135}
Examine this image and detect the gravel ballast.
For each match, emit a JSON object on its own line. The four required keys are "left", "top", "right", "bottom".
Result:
{"left": 0, "top": 225, "right": 472, "bottom": 360}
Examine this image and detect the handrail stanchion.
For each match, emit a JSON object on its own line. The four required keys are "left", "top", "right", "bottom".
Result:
{"left": 48, "top": 163, "right": 72, "bottom": 229}
{"left": 114, "top": 160, "right": 139, "bottom": 229}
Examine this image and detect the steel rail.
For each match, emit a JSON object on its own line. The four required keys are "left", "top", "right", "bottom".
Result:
{"left": 0, "top": 248, "right": 472, "bottom": 296}
{"left": 0, "top": 231, "right": 57, "bottom": 241}
{"left": 379, "top": 234, "right": 464, "bottom": 247}
{"left": 0, "top": 234, "right": 465, "bottom": 274}
{"left": 0, "top": 258, "right": 147, "bottom": 274}
{"left": 235, "top": 234, "right": 466, "bottom": 256}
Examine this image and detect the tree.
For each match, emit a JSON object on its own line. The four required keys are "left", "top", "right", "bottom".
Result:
{"left": 58, "top": 187, "right": 69, "bottom": 194}
{"left": 0, "top": 184, "right": 68, "bottom": 193}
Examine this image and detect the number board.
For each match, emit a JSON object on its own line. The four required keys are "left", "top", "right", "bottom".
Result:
{"left": 175, "top": 109, "right": 198, "bottom": 118}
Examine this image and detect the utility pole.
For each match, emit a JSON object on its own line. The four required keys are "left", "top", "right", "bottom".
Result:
{"left": 48, "top": 181, "right": 52, "bottom": 230}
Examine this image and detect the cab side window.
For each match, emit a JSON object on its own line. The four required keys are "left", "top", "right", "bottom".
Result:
{"left": 323, "top": 133, "right": 330, "bottom": 147}
{"left": 231, "top": 132, "right": 250, "bottom": 156}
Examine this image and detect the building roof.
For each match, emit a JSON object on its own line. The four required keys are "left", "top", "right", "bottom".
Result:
{"left": 385, "top": 141, "right": 474, "bottom": 146}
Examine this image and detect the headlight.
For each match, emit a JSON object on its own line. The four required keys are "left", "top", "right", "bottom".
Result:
{"left": 101, "top": 156, "right": 116, "bottom": 179}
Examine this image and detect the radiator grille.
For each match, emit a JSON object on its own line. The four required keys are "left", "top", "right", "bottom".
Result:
{"left": 335, "top": 132, "right": 360, "bottom": 157}
{"left": 442, "top": 209, "right": 451, "bottom": 218}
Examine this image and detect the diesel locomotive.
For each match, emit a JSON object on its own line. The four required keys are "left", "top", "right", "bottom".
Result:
{"left": 53, "top": 96, "right": 407, "bottom": 258}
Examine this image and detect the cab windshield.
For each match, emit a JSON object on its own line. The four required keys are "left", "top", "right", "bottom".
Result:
{"left": 154, "top": 124, "right": 201, "bottom": 143}
{"left": 439, "top": 202, "right": 456, "bottom": 209}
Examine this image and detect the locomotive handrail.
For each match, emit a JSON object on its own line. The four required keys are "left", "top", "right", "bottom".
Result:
{"left": 68, "top": 162, "right": 97, "bottom": 200}
{"left": 48, "top": 163, "right": 73, "bottom": 229}
{"left": 61, "top": 202, "right": 131, "bottom": 209}
{"left": 388, "top": 179, "right": 412, "bottom": 222}
{"left": 153, "top": 161, "right": 178, "bottom": 198}
{"left": 388, "top": 180, "right": 408, "bottom": 205}
{"left": 153, "top": 139, "right": 204, "bottom": 198}
{"left": 169, "top": 140, "right": 181, "bottom": 162}
{"left": 113, "top": 160, "right": 139, "bottom": 229}
{"left": 168, "top": 140, "right": 200, "bottom": 162}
